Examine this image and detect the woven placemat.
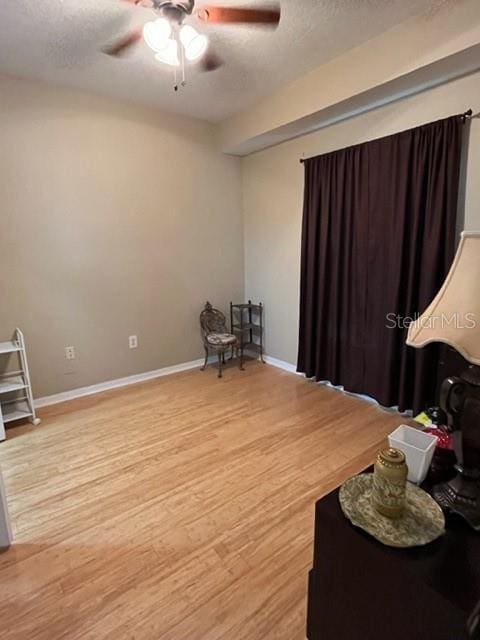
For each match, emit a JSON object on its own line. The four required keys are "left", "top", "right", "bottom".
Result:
{"left": 339, "top": 474, "right": 445, "bottom": 548}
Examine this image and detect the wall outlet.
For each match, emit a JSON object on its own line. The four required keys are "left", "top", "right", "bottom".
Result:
{"left": 129, "top": 335, "right": 138, "bottom": 349}
{"left": 65, "top": 346, "right": 76, "bottom": 360}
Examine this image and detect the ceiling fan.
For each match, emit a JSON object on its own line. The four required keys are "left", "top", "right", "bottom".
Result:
{"left": 104, "top": 1, "right": 281, "bottom": 86}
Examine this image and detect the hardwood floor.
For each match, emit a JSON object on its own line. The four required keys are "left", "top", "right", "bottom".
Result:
{"left": 0, "top": 361, "right": 403, "bottom": 640}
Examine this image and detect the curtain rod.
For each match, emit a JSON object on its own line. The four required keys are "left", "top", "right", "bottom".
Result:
{"left": 299, "top": 109, "right": 476, "bottom": 164}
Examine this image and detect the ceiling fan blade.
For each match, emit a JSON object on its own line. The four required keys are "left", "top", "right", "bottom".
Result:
{"left": 196, "top": 5, "right": 281, "bottom": 26}
{"left": 200, "top": 50, "right": 225, "bottom": 72}
{"left": 103, "top": 28, "right": 142, "bottom": 56}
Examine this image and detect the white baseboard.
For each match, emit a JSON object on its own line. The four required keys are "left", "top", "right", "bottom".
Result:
{"left": 244, "top": 350, "right": 299, "bottom": 375}
{"left": 263, "top": 355, "right": 300, "bottom": 374}
{"left": 34, "top": 357, "right": 214, "bottom": 409}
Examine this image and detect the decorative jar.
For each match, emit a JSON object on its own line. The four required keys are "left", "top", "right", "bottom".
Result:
{"left": 372, "top": 447, "right": 408, "bottom": 519}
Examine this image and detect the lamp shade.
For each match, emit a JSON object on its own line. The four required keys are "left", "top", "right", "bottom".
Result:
{"left": 406, "top": 232, "right": 480, "bottom": 365}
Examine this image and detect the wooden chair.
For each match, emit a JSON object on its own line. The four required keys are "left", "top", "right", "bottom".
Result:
{"left": 199, "top": 302, "right": 242, "bottom": 378}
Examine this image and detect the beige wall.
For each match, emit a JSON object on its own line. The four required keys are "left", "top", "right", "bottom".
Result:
{"left": 241, "top": 70, "right": 480, "bottom": 366}
{"left": 0, "top": 74, "right": 243, "bottom": 398}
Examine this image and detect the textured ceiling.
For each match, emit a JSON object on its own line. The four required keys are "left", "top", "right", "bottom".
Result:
{"left": 0, "top": 0, "right": 448, "bottom": 122}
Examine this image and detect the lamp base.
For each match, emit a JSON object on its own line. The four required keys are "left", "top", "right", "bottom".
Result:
{"left": 433, "top": 473, "right": 480, "bottom": 530}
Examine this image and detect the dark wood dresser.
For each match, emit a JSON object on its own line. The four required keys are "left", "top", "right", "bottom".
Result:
{"left": 306, "top": 477, "right": 480, "bottom": 640}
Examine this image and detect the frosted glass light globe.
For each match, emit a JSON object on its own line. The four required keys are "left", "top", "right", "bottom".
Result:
{"left": 143, "top": 18, "right": 171, "bottom": 53}
{"left": 154, "top": 39, "right": 180, "bottom": 67}
{"left": 180, "top": 24, "right": 208, "bottom": 61}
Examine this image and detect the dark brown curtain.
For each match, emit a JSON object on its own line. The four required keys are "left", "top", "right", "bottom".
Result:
{"left": 297, "top": 115, "right": 464, "bottom": 413}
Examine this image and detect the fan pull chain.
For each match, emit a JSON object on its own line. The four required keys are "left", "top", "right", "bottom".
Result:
{"left": 173, "top": 33, "right": 187, "bottom": 92}
{"left": 180, "top": 37, "right": 186, "bottom": 89}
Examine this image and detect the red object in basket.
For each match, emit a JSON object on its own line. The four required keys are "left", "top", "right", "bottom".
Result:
{"left": 424, "top": 426, "right": 454, "bottom": 450}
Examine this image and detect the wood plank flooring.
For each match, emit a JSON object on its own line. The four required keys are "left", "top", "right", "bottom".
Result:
{"left": 0, "top": 361, "right": 404, "bottom": 640}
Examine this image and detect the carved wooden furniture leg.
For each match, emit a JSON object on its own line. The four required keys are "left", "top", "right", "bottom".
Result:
{"left": 229, "top": 302, "right": 234, "bottom": 360}
{"left": 200, "top": 347, "right": 209, "bottom": 371}
{"left": 217, "top": 351, "right": 223, "bottom": 378}
{"left": 259, "top": 304, "right": 265, "bottom": 363}
{"left": 238, "top": 344, "right": 244, "bottom": 371}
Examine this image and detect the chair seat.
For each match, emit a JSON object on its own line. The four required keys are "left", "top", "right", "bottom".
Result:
{"left": 206, "top": 333, "right": 237, "bottom": 346}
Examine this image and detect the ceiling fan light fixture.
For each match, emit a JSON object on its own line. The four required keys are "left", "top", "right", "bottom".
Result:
{"left": 179, "top": 24, "right": 208, "bottom": 61}
{"left": 154, "top": 39, "right": 180, "bottom": 67}
{"left": 143, "top": 18, "right": 172, "bottom": 53}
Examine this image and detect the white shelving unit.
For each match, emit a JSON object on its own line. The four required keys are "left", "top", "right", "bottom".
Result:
{"left": 0, "top": 328, "right": 40, "bottom": 441}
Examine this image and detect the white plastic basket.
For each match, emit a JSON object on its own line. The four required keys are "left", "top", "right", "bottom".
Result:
{"left": 388, "top": 424, "right": 437, "bottom": 484}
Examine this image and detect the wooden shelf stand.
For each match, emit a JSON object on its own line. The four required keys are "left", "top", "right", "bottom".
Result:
{"left": 230, "top": 300, "right": 265, "bottom": 367}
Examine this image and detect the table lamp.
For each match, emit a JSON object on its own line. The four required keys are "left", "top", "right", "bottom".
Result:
{"left": 407, "top": 231, "right": 480, "bottom": 529}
